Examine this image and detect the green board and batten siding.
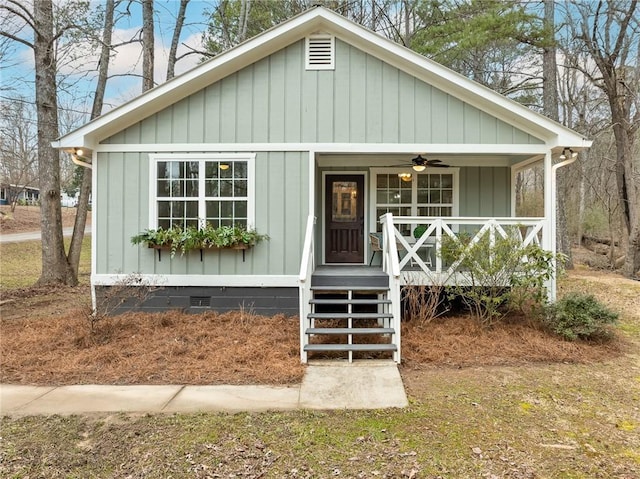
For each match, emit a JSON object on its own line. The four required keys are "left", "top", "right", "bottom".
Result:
{"left": 95, "top": 151, "right": 308, "bottom": 275}
{"left": 96, "top": 39, "right": 539, "bottom": 275}
{"left": 102, "top": 40, "right": 542, "bottom": 146}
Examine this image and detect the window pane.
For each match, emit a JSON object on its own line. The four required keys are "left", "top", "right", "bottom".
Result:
{"left": 442, "top": 189, "right": 453, "bottom": 203}
{"left": 205, "top": 180, "right": 219, "bottom": 197}
{"left": 376, "top": 190, "right": 388, "bottom": 203}
{"left": 388, "top": 174, "right": 399, "bottom": 188}
{"left": 234, "top": 161, "right": 247, "bottom": 178}
{"left": 157, "top": 162, "right": 168, "bottom": 179}
{"left": 400, "top": 190, "right": 411, "bottom": 203}
{"left": 429, "top": 175, "right": 440, "bottom": 188}
{"left": 186, "top": 161, "right": 199, "bottom": 178}
{"left": 235, "top": 201, "right": 247, "bottom": 218}
{"left": 220, "top": 164, "right": 232, "bottom": 178}
{"left": 417, "top": 174, "right": 429, "bottom": 188}
{"left": 430, "top": 190, "right": 441, "bottom": 203}
{"left": 220, "top": 218, "right": 233, "bottom": 227}
{"left": 441, "top": 174, "right": 453, "bottom": 188}
{"left": 235, "top": 218, "right": 247, "bottom": 228}
{"left": 158, "top": 219, "right": 171, "bottom": 229}
{"left": 185, "top": 219, "right": 198, "bottom": 229}
{"left": 185, "top": 201, "right": 198, "bottom": 218}
{"left": 388, "top": 189, "right": 400, "bottom": 204}
{"left": 172, "top": 201, "right": 185, "bottom": 218}
{"left": 234, "top": 180, "right": 247, "bottom": 197}
{"left": 185, "top": 180, "right": 198, "bottom": 197}
{"left": 158, "top": 201, "right": 171, "bottom": 217}
{"left": 442, "top": 207, "right": 452, "bottom": 216}
{"left": 170, "top": 180, "right": 183, "bottom": 197}
{"left": 220, "top": 201, "right": 233, "bottom": 218}
{"left": 220, "top": 179, "right": 233, "bottom": 197}
{"left": 157, "top": 180, "right": 170, "bottom": 197}
{"left": 376, "top": 175, "right": 388, "bottom": 188}
{"left": 206, "top": 201, "right": 220, "bottom": 218}
{"left": 417, "top": 189, "right": 429, "bottom": 203}
{"left": 205, "top": 162, "right": 219, "bottom": 179}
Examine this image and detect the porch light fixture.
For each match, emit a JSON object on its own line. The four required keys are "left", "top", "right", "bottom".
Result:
{"left": 412, "top": 164, "right": 426, "bottom": 172}
{"left": 398, "top": 172, "right": 412, "bottom": 182}
{"left": 74, "top": 148, "right": 84, "bottom": 157}
{"left": 219, "top": 163, "right": 230, "bottom": 170}
{"left": 559, "top": 148, "right": 578, "bottom": 160}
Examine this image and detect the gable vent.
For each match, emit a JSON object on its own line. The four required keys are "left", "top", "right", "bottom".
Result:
{"left": 306, "top": 34, "right": 334, "bottom": 70}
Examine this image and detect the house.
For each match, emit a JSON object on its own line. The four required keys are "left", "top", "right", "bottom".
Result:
{"left": 0, "top": 184, "right": 40, "bottom": 206}
{"left": 53, "top": 7, "right": 590, "bottom": 363}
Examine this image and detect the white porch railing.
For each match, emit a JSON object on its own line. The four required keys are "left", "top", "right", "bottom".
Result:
{"left": 379, "top": 215, "right": 549, "bottom": 287}
{"left": 298, "top": 214, "right": 316, "bottom": 363}
{"left": 380, "top": 213, "right": 402, "bottom": 363}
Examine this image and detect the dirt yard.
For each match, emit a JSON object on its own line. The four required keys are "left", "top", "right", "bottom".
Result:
{"left": 0, "top": 204, "right": 89, "bottom": 233}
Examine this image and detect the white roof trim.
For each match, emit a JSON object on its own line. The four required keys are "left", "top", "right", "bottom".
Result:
{"left": 54, "top": 6, "right": 589, "bottom": 151}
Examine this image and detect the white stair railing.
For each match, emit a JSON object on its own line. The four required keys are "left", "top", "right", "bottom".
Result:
{"left": 380, "top": 213, "right": 402, "bottom": 363}
{"left": 298, "top": 214, "right": 316, "bottom": 363}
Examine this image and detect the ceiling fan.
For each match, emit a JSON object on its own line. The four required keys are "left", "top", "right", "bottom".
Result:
{"left": 396, "top": 154, "right": 450, "bottom": 172}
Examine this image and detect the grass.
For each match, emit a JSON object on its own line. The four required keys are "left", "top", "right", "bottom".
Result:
{"left": 0, "top": 236, "right": 91, "bottom": 289}
{"left": 2, "top": 360, "right": 639, "bottom": 477}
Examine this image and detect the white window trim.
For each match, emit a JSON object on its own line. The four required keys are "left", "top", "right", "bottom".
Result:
{"left": 368, "top": 167, "right": 460, "bottom": 231}
{"left": 148, "top": 153, "right": 256, "bottom": 229}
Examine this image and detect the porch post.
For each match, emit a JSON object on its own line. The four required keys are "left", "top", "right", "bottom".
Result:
{"left": 543, "top": 150, "right": 556, "bottom": 301}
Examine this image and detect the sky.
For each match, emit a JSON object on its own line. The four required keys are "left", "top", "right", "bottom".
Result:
{"left": 1, "top": 1, "right": 217, "bottom": 132}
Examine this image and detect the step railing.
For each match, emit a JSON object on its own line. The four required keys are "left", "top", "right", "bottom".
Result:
{"left": 379, "top": 213, "right": 402, "bottom": 363}
{"left": 298, "top": 214, "right": 316, "bottom": 363}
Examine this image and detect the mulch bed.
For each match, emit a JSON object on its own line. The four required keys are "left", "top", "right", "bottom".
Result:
{"left": 0, "top": 302, "right": 626, "bottom": 386}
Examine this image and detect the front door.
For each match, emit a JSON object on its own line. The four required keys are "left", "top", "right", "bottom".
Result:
{"left": 325, "top": 174, "right": 365, "bottom": 263}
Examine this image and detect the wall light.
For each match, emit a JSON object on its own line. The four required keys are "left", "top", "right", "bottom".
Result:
{"left": 74, "top": 148, "right": 84, "bottom": 157}
{"left": 559, "top": 148, "right": 578, "bottom": 160}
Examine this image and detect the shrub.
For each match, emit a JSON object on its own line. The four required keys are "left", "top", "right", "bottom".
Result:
{"left": 544, "top": 293, "right": 618, "bottom": 341}
{"left": 440, "top": 227, "right": 556, "bottom": 326}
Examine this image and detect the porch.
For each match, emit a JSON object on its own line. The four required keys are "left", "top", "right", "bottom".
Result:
{"left": 298, "top": 213, "right": 551, "bottom": 364}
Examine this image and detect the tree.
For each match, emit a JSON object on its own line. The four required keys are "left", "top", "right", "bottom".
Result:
{"left": 572, "top": 0, "right": 640, "bottom": 277}
{"left": 0, "top": 99, "right": 38, "bottom": 212}
{"left": 166, "top": 0, "right": 190, "bottom": 80}
{"left": 542, "top": 0, "right": 573, "bottom": 268}
{"left": 142, "top": 0, "right": 155, "bottom": 91}
{"left": 0, "top": 0, "right": 78, "bottom": 285}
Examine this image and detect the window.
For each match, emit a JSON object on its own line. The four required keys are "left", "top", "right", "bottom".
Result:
{"left": 373, "top": 170, "right": 458, "bottom": 233}
{"left": 150, "top": 154, "right": 254, "bottom": 230}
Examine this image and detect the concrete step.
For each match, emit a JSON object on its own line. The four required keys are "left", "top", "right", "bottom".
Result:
{"left": 306, "top": 328, "right": 395, "bottom": 335}
{"left": 304, "top": 343, "right": 397, "bottom": 352}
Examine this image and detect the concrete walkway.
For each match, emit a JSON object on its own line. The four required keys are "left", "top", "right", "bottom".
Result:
{"left": 0, "top": 361, "right": 407, "bottom": 416}
{"left": 0, "top": 226, "right": 91, "bottom": 243}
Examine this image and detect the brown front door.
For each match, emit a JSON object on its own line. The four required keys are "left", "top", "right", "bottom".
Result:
{"left": 325, "top": 175, "right": 365, "bottom": 263}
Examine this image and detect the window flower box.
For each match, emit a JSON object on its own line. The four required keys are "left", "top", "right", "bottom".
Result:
{"left": 131, "top": 225, "right": 268, "bottom": 261}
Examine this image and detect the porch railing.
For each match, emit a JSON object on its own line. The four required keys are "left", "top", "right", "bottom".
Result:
{"left": 380, "top": 213, "right": 402, "bottom": 362}
{"left": 298, "top": 214, "right": 316, "bottom": 363}
{"left": 379, "top": 215, "right": 549, "bottom": 285}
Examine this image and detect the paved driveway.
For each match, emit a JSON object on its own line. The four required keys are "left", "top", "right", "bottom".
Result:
{"left": 0, "top": 227, "right": 91, "bottom": 244}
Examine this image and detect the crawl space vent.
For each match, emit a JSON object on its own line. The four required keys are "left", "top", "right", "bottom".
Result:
{"left": 190, "top": 296, "right": 211, "bottom": 307}
{"left": 306, "top": 34, "right": 334, "bottom": 70}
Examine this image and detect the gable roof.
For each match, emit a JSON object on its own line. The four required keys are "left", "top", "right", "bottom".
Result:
{"left": 54, "top": 6, "right": 590, "bottom": 151}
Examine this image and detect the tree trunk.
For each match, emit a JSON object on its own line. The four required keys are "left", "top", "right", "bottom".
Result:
{"left": 67, "top": 0, "right": 116, "bottom": 276}
{"left": 543, "top": 0, "right": 574, "bottom": 269}
{"left": 142, "top": 0, "right": 154, "bottom": 92}
{"left": 166, "top": 0, "right": 189, "bottom": 81}
{"left": 34, "top": 0, "right": 76, "bottom": 286}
